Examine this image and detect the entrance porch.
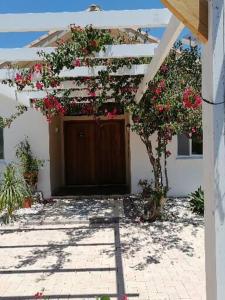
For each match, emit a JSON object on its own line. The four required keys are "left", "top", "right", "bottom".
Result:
{"left": 49, "top": 115, "right": 130, "bottom": 196}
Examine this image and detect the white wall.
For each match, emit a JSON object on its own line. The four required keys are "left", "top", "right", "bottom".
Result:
{"left": 0, "top": 96, "right": 51, "bottom": 198}
{"left": 130, "top": 129, "right": 203, "bottom": 197}
{"left": 0, "top": 97, "right": 203, "bottom": 197}
{"left": 49, "top": 117, "right": 64, "bottom": 194}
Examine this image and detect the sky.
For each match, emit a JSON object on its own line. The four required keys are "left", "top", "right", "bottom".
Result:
{"left": 0, "top": 0, "right": 188, "bottom": 48}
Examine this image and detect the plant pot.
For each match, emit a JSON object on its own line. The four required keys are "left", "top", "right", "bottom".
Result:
{"left": 23, "top": 197, "right": 33, "bottom": 208}
{"left": 23, "top": 171, "right": 38, "bottom": 187}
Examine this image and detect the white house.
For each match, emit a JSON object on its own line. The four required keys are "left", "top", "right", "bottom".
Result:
{"left": 0, "top": 6, "right": 203, "bottom": 198}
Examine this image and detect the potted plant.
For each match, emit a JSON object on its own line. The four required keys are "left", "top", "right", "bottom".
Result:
{"left": 0, "top": 164, "right": 32, "bottom": 222}
{"left": 16, "top": 138, "right": 43, "bottom": 191}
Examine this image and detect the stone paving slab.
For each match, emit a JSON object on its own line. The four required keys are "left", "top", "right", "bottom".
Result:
{"left": 0, "top": 197, "right": 205, "bottom": 300}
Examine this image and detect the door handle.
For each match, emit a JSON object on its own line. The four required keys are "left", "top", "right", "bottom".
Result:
{"left": 79, "top": 132, "right": 85, "bottom": 138}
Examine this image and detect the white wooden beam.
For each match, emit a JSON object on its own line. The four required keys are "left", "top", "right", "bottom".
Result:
{"left": 0, "top": 9, "right": 171, "bottom": 32}
{"left": 16, "top": 88, "right": 119, "bottom": 101}
{"left": 0, "top": 83, "right": 17, "bottom": 100}
{"left": 0, "top": 64, "right": 148, "bottom": 80}
{"left": 202, "top": 1, "right": 225, "bottom": 299}
{"left": 134, "top": 15, "right": 184, "bottom": 103}
{"left": 0, "top": 44, "right": 158, "bottom": 62}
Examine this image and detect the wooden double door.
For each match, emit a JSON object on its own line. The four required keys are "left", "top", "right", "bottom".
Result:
{"left": 64, "top": 119, "right": 126, "bottom": 186}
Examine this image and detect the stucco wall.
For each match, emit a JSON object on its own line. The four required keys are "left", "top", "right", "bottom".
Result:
{"left": 0, "top": 96, "right": 51, "bottom": 198}
{"left": 130, "top": 129, "right": 203, "bottom": 197}
{"left": 49, "top": 117, "right": 64, "bottom": 194}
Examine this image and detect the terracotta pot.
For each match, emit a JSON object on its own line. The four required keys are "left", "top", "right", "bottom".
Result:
{"left": 23, "top": 197, "right": 33, "bottom": 208}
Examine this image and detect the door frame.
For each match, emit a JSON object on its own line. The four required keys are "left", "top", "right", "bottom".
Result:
{"left": 61, "top": 114, "right": 131, "bottom": 190}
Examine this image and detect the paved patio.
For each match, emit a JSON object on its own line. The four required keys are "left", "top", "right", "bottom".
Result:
{"left": 0, "top": 197, "right": 205, "bottom": 300}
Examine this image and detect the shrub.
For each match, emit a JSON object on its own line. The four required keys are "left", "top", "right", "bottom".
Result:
{"left": 189, "top": 186, "right": 204, "bottom": 215}
{"left": 0, "top": 164, "right": 31, "bottom": 222}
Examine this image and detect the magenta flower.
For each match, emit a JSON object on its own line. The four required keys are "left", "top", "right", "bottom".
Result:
{"left": 72, "top": 59, "right": 81, "bottom": 67}
{"left": 36, "top": 81, "right": 44, "bottom": 90}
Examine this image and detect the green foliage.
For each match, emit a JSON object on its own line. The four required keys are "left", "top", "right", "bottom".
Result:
{"left": 0, "top": 105, "right": 27, "bottom": 128}
{"left": 16, "top": 138, "right": 43, "bottom": 174}
{"left": 96, "top": 297, "right": 111, "bottom": 300}
{"left": 189, "top": 186, "right": 204, "bottom": 215}
{"left": 0, "top": 164, "right": 31, "bottom": 222}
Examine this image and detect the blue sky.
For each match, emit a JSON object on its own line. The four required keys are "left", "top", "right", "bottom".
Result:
{"left": 0, "top": 0, "right": 187, "bottom": 48}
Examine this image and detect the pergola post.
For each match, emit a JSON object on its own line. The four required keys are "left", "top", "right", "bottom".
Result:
{"left": 202, "top": 0, "right": 225, "bottom": 299}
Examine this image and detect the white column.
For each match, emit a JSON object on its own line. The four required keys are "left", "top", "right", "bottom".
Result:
{"left": 202, "top": 1, "right": 225, "bottom": 299}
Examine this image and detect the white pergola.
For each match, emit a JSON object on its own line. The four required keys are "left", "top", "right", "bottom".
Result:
{"left": 0, "top": 1, "right": 224, "bottom": 299}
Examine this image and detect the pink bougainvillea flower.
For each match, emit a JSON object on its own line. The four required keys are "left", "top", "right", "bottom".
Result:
{"left": 183, "top": 88, "right": 203, "bottom": 109}
{"left": 72, "top": 59, "right": 81, "bottom": 67}
{"left": 88, "top": 91, "right": 96, "bottom": 97}
{"left": 123, "top": 295, "right": 128, "bottom": 300}
{"left": 33, "top": 63, "right": 42, "bottom": 73}
{"left": 155, "top": 87, "right": 162, "bottom": 96}
{"left": 158, "top": 79, "right": 166, "bottom": 89}
{"left": 36, "top": 81, "right": 44, "bottom": 90}
{"left": 15, "top": 73, "right": 23, "bottom": 82}
{"left": 160, "top": 64, "right": 169, "bottom": 73}
{"left": 193, "top": 95, "right": 203, "bottom": 108}
{"left": 50, "top": 79, "right": 60, "bottom": 88}
{"left": 34, "top": 292, "right": 43, "bottom": 299}
{"left": 166, "top": 150, "right": 171, "bottom": 157}
{"left": 155, "top": 104, "right": 164, "bottom": 112}
{"left": 106, "top": 108, "right": 117, "bottom": 119}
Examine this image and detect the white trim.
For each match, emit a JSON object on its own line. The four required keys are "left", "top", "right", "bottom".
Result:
{"left": 176, "top": 156, "right": 203, "bottom": 160}
{"left": 0, "top": 9, "right": 171, "bottom": 32}
{"left": 134, "top": 15, "right": 184, "bottom": 103}
{"left": 0, "top": 44, "right": 158, "bottom": 62}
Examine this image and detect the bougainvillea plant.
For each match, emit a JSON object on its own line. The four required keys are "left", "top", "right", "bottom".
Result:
{"left": 2, "top": 25, "right": 144, "bottom": 122}
{"left": 128, "top": 43, "right": 202, "bottom": 194}
{"left": 1, "top": 25, "right": 202, "bottom": 200}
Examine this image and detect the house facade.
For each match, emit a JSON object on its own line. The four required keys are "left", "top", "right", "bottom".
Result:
{"left": 0, "top": 93, "right": 203, "bottom": 198}
{"left": 0, "top": 8, "right": 203, "bottom": 197}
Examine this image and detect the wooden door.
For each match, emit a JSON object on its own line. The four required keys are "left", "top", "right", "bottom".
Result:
{"left": 64, "top": 121, "right": 96, "bottom": 185}
{"left": 64, "top": 119, "right": 126, "bottom": 185}
{"left": 97, "top": 120, "right": 126, "bottom": 184}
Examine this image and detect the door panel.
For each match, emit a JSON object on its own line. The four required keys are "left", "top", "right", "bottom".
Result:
{"left": 97, "top": 120, "right": 126, "bottom": 184}
{"left": 64, "top": 121, "right": 96, "bottom": 185}
{"left": 64, "top": 119, "right": 126, "bottom": 185}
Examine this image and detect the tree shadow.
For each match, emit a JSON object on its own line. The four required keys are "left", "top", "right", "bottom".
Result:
{"left": 118, "top": 197, "right": 204, "bottom": 270}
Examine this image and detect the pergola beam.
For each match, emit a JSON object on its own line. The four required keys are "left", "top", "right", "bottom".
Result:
{"left": 134, "top": 15, "right": 184, "bottom": 103}
{"left": 161, "top": 0, "right": 208, "bottom": 43}
{"left": 16, "top": 89, "right": 118, "bottom": 101}
{"left": 0, "top": 64, "right": 149, "bottom": 80}
{"left": 0, "top": 9, "right": 171, "bottom": 32}
{"left": 0, "top": 44, "right": 158, "bottom": 62}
